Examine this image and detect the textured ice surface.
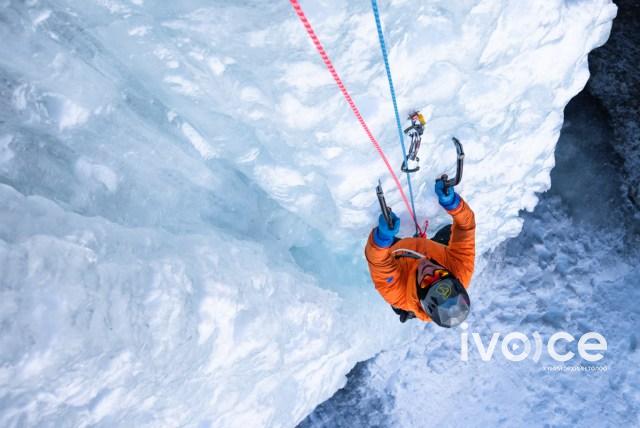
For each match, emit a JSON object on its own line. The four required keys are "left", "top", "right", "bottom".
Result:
{"left": 0, "top": 0, "right": 617, "bottom": 427}
{"left": 304, "top": 197, "right": 640, "bottom": 427}
{"left": 301, "top": 91, "right": 640, "bottom": 427}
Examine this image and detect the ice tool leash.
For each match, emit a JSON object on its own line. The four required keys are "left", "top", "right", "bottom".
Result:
{"left": 288, "top": 0, "right": 425, "bottom": 237}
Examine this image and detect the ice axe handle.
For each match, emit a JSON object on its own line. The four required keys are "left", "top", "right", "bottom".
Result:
{"left": 376, "top": 181, "right": 394, "bottom": 229}
{"left": 439, "top": 137, "right": 465, "bottom": 195}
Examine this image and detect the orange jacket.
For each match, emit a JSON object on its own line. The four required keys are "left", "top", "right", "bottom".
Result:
{"left": 364, "top": 198, "right": 476, "bottom": 322}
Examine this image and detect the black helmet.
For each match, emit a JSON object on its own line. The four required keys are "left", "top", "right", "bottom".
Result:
{"left": 420, "top": 277, "right": 470, "bottom": 328}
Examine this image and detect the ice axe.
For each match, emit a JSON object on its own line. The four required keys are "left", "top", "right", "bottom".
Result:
{"left": 439, "top": 137, "right": 465, "bottom": 196}
{"left": 376, "top": 180, "right": 394, "bottom": 229}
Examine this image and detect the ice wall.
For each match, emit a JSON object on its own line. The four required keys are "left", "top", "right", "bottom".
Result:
{"left": 300, "top": 89, "right": 640, "bottom": 427}
{"left": 0, "top": 0, "right": 616, "bottom": 427}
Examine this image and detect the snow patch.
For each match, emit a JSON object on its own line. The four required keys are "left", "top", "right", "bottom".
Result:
{"left": 0, "top": 135, "right": 15, "bottom": 167}
{"left": 164, "top": 75, "right": 198, "bottom": 96}
{"left": 32, "top": 10, "right": 52, "bottom": 27}
{"left": 279, "top": 94, "right": 326, "bottom": 130}
{"left": 75, "top": 158, "right": 119, "bottom": 192}
{"left": 128, "top": 26, "right": 150, "bottom": 36}
{"left": 280, "top": 61, "right": 334, "bottom": 91}
{"left": 181, "top": 122, "right": 217, "bottom": 159}
{"left": 58, "top": 98, "right": 90, "bottom": 130}
{"left": 207, "top": 57, "right": 226, "bottom": 76}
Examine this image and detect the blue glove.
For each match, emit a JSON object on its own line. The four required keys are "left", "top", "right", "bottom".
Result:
{"left": 435, "top": 179, "right": 461, "bottom": 211}
{"left": 373, "top": 212, "right": 400, "bottom": 248}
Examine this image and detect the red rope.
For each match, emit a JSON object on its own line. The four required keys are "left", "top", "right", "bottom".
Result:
{"left": 288, "top": 0, "right": 424, "bottom": 237}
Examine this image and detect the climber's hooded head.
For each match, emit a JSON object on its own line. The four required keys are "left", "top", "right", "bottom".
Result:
{"left": 417, "top": 258, "right": 470, "bottom": 328}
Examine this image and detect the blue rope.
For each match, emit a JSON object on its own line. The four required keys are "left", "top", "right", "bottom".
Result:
{"left": 371, "top": 0, "right": 419, "bottom": 235}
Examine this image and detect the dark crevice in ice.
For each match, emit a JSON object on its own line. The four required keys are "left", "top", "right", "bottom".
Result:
{"left": 587, "top": 0, "right": 640, "bottom": 211}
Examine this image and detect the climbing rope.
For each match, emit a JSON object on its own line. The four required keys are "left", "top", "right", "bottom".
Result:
{"left": 288, "top": 0, "right": 424, "bottom": 237}
{"left": 370, "top": 0, "right": 423, "bottom": 237}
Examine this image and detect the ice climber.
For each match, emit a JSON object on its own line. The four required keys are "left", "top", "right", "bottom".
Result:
{"left": 365, "top": 179, "right": 476, "bottom": 327}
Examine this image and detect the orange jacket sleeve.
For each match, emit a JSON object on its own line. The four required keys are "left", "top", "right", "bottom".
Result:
{"left": 444, "top": 198, "right": 476, "bottom": 287}
{"left": 387, "top": 198, "right": 476, "bottom": 286}
{"left": 364, "top": 232, "right": 406, "bottom": 308}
